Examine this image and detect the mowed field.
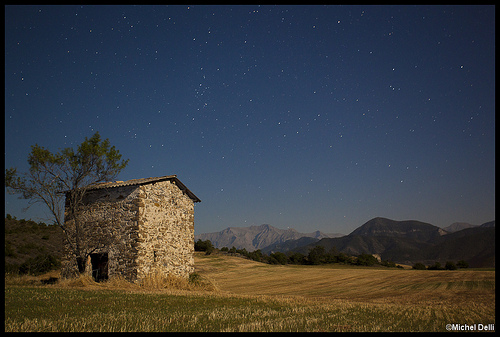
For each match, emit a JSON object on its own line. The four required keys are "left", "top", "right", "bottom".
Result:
{"left": 4, "top": 252, "right": 496, "bottom": 332}
{"left": 194, "top": 253, "right": 495, "bottom": 304}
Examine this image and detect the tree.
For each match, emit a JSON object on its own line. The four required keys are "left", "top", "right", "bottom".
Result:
{"left": 194, "top": 239, "right": 215, "bottom": 255}
{"left": 288, "top": 252, "right": 306, "bottom": 265}
{"left": 5, "top": 132, "right": 129, "bottom": 275}
{"left": 307, "top": 245, "right": 327, "bottom": 265}
{"left": 270, "top": 251, "right": 288, "bottom": 265}
{"left": 356, "top": 253, "right": 379, "bottom": 266}
{"left": 457, "top": 260, "right": 469, "bottom": 269}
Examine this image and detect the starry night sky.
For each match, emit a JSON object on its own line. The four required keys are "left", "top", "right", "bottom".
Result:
{"left": 5, "top": 5, "right": 495, "bottom": 235}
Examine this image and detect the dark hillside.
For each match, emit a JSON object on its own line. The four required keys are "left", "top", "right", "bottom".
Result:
{"left": 291, "top": 217, "right": 495, "bottom": 268}
{"left": 480, "top": 220, "right": 495, "bottom": 228}
{"left": 423, "top": 227, "right": 495, "bottom": 268}
{"left": 261, "top": 236, "right": 320, "bottom": 254}
{"left": 4, "top": 216, "right": 64, "bottom": 274}
{"left": 349, "top": 217, "right": 445, "bottom": 242}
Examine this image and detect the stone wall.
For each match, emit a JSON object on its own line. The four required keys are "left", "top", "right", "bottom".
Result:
{"left": 136, "top": 180, "right": 195, "bottom": 279}
{"left": 61, "top": 179, "right": 195, "bottom": 281}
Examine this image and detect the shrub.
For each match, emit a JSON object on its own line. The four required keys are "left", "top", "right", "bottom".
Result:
{"left": 336, "top": 252, "right": 351, "bottom": 264}
{"left": 194, "top": 239, "right": 214, "bottom": 255}
{"left": 381, "top": 260, "right": 396, "bottom": 268}
{"left": 248, "top": 250, "right": 263, "bottom": 262}
{"left": 412, "top": 263, "right": 426, "bottom": 270}
{"left": 288, "top": 252, "right": 306, "bottom": 264}
{"left": 19, "top": 254, "right": 61, "bottom": 275}
{"left": 270, "top": 252, "right": 288, "bottom": 265}
{"left": 5, "top": 241, "right": 17, "bottom": 257}
{"left": 445, "top": 261, "right": 457, "bottom": 270}
{"left": 356, "top": 253, "right": 379, "bottom": 266}
{"left": 307, "top": 246, "right": 327, "bottom": 265}
{"left": 457, "top": 260, "right": 469, "bottom": 269}
{"left": 427, "top": 262, "right": 444, "bottom": 270}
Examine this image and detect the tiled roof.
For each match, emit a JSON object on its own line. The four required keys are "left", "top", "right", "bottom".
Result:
{"left": 86, "top": 175, "right": 201, "bottom": 202}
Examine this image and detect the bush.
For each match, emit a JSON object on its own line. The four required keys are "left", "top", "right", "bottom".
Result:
{"left": 445, "top": 261, "right": 457, "bottom": 270}
{"left": 5, "top": 241, "right": 17, "bottom": 258}
{"left": 288, "top": 252, "right": 306, "bottom": 265}
{"left": 336, "top": 252, "right": 351, "bottom": 264}
{"left": 380, "top": 260, "right": 396, "bottom": 268}
{"left": 194, "top": 239, "right": 214, "bottom": 255}
{"left": 427, "top": 262, "right": 444, "bottom": 270}
{"left": 270, "top": 252, "right": 288, "bottom": 265}
{"left": 19, "top": 254, "right": 61, "bottom": 275}
{"left": 307, "top": 246, "right": 327, "bottom": 265}
{"left": 457, "top": 260, "right": 469, "bottom": 269}
{"left": 412, "top": 262, "right": 426, "bottom": 270}
{"left": 248, "top": 250, "right": 263, "bottom": 262}
{"left": 356, "top": 253, "right": 379, "bottom": 266}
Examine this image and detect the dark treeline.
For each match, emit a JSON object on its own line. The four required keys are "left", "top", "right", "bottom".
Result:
{"left": 195, "top": 239, "right": 470, "bottom": 270}
{"left": 194, "top": 239, "right": 402, "bottom": 268}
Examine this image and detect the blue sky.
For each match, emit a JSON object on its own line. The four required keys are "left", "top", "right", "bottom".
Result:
{"left": 5, "top": 5, "right": 495, "bottom": 235}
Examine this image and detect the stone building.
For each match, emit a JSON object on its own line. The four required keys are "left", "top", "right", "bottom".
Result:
{"left": 60, "top": 175, "right": 201, "bottom": 282}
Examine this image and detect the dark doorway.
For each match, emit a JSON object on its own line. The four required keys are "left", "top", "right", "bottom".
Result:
{"left": 90, "top": 253, "right": 108, "bottom": 282}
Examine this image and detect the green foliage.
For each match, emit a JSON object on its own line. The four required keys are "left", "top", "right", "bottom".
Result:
{"left": 307, "top": 245, "right": 327, "bottom": 265}
{"left": 5, "top": 132, "right": 128, "bottom": 275}
{"left": 356, "top": 253, "right": 379, "bottom": 266}
{"left": 194, "top": 239, "right": 214, "bottom": 255}
{"left": 247, "top": 249, "right": 263, "bottom": 262}
{"left": 456, "top": 260, "right": 469, "bottom": 269}
{"left": 380, "top": 260, "right": 396, "bottom": 268}
{"left": 270, "top": 252, "right": 288, "bottom": 265}
{"left": 206, "top": 243, "right": 406, "bottom": 270}
{"left": 5, "top": 132, "right": 129, "bottom": 226}
{"left": 188, "top": 272, "right": 202, "bottom": 284}
{"left": 287, "top": 252, "right": 306, "bottom": 264}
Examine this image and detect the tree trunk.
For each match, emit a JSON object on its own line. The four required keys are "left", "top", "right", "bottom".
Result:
{"left": 76, "top": 256, "right": 86, "bottom": 274}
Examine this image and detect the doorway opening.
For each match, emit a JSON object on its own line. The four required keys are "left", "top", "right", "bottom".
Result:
{"left": 90, "top": 253, "right": 108, "bottom": 282}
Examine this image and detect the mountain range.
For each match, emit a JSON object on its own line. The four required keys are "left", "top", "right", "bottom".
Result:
{"left": 195, "top": 217, "right": 495, "bottom": 268}
{"left": 195, "top": 224, "right": 343, "bottom": 252}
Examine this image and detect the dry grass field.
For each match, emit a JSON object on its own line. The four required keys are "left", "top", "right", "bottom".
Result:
{"left": 4, "top": 252, "right": 495, "bottom": 332}
{"left": 194, "top": 253, "right": 495, "bottom": 305}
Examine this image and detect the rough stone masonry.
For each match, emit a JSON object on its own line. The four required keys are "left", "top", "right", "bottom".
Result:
{"left": 60, "top": 175, "right": 201, "bottom": 282}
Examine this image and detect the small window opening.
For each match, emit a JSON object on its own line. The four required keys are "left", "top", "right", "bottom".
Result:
{"left": 90, "top": 253, "right": 108, "bottom": 282}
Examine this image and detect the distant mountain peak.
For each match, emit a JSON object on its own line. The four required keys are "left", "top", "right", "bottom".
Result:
{"left": 442, "top": 222, "right": 477, "bottom": 233}
{"left": 349, "top": 217, "right": 443, "bottom": 242}
{"left": 195, "top": 224, "right": 342, "bottom": 252}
